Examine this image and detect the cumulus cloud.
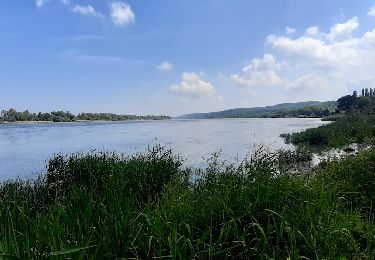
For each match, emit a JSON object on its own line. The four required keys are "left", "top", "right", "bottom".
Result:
{"left": 110, "top": 1, "right": 135, "bottom": 26}
{"left": 72, "top": 5, "right": 102, "bottom": 17}
{"left": 266, "top": 16, "right": 375, "bottom": 68}
{"left": 368, "top": 5, "right": 375, "bottom": 16}
{"left": 288, "top": 75, "right": 330, "bottom": 91}
{"left": 305, "top": 26, "right": 320, "bottom": 37}
{"left": 232, "top": 9, "right": 375, "bottom": 101}
{"left": 326, "top": 17, "right": 359, "bottom": 42}
{"left": 170, "top": 73, "right": 223, "bottom": 101}
{"left": 266, "top": 32, "right": 359, "bottom": 66}
{"left": 231, "top": 54, "right": 282, "bottom": 87}
{"left": 157, "top": 62, "right": 173, "bottom": 72}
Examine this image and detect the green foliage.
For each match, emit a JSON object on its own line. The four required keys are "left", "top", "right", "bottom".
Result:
{"left": 45, "top": 145, "right": 183, "bottom": 206}
{"left": 0, "top": 109, "right": 75, "bottom": 122}
{"left": 0, "top": 108, "right": 170, "bottom": 123}
{"left": 337, "top": 95, "right": 357, "bottom": 112}
{"left": 313, "top": 149, "right": 375, "bottom": 213}
{"left": 179, "top": 101, "right": 337, "bottom": 119}
{"left": 281, "top": 90, "right": 375, "bottom": 147}
{"left": 336, "top": 91, "right": 375, "bottom": 114}
{"left": 285, "top": 115, "right": 375, "bottom": 147}
{"left": 76, "top": 112, "right": 170, "bottom": 121}
{"left": 1, "top": 146, "right": 375, "bottom": 259}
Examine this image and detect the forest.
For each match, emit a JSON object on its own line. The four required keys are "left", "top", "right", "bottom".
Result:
{"left": 0, "top": 108, "right": 170, "bottom": 122}
{"left": 179, "top": 101, "right": 337, "bottom": 119}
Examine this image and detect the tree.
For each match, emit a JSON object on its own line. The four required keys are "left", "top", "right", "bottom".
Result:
{"left": 337, "top": 95, "right": 356, "bottom": 112}
{"left": 353, "top": 90, "right": 358, "bottom": 98}
{"left": 362, "top": 88, "right": 365, "bottom": 96}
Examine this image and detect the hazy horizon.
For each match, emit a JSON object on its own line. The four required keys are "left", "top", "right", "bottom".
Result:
{"left": 2, "top": 1, "right": 375, "bottom": 116}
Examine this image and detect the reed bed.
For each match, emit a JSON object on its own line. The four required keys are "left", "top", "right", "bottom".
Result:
{"left": 1, "top": 145, "right": 374, "bottom": 259}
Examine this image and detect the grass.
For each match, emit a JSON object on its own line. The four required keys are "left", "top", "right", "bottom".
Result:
{"left": 282, "top": 115, "right": 375, "bottom": 147}
{"left": 1, "top": 145, "right": 375, "bottom": 259}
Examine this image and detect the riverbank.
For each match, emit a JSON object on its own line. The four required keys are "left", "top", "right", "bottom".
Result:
{"left": 0, "top": 108, "right": 171, "bottom": 123}
{"left": 0, "top": 120, "right": 51, "bottom": 124}
{"left": 0, "top": 119, "right": 172, "bottom": 125}
{"left": 282, "top": 115, "right": 375, "bottom": 148}
{"left": 1, "top": 144, "right": 374, "bottom": 259}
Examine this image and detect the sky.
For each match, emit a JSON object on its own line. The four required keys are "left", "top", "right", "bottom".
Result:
{"left": 1, "top": 1, "right": 375, "bottom": 116}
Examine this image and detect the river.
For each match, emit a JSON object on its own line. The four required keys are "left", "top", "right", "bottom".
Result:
{"left": 0, "top": 118, "right": 329, "bottom": 181}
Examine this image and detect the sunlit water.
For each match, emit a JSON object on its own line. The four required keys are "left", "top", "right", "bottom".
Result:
{"left": 0, "top": 118, "right": 329, "bottom": 181}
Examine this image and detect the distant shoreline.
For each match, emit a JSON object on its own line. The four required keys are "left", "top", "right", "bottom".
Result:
{"left": 0, "top": 120, "right": 51, "bottom": 124}
{"left": 0, "top": 117, "right": 330, "bottom": 126}
{"left": 0, "top": 119, "right": 172, "bottom": 125}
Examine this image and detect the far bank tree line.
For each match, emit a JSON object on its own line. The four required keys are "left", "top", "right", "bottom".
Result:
{"left": 258, "top": 103, "right": 336, "bottom": 118}
{"left": 0, "top": 109, "right": 170, "bottom": 122}
{"left": 283, "top": 89, "right": 375, "bottom": 147}
{"left": 336, "top": 88, "right": 375, "bottom": 114}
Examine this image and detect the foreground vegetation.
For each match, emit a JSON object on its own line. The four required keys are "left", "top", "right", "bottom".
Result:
{"left": 0, "top": 108, "right": 170, "bottom": 123}
{"left": 1, "top": 145, "right": 375, "bottom": 259}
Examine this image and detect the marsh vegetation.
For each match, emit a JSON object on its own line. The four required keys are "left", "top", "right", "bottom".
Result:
{"left": 1, "top": 145, "right": 375, "bottom": 259}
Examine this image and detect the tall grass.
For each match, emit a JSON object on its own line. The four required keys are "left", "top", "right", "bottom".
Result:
{"left": 1, "top": 145, "right": 375, "bottom": 259}
{"left": 282, "top": 115, "right": 375, "bottom": 147}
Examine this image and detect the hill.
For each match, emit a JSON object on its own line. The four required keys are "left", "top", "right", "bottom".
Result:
{"left": 178, "top": 101, "right": 337, "bottom": 119}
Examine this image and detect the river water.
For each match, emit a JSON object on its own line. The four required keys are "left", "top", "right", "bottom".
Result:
{"left": 0, "top": 118, "right": 329, "bottom": 181}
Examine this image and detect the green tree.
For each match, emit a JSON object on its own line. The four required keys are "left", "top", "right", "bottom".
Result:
{"left": 337, "top": 95, "right": 356, "bottom": 112}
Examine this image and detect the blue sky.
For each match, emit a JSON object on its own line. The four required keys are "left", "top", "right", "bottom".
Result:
{"left": 1, "top": 1, "right": 375, "bottom": 116}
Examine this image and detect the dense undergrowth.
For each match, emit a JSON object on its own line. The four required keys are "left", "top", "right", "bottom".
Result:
{"left": 1, "top": 145, "right": 375, "bottom": 259}
{"left": 282, "top": 115, "right": 375, "bottom": 147}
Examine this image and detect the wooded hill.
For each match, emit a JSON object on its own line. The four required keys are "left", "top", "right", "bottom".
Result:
{"left": 178, "top": 101, "right": 337, "bottom": 119}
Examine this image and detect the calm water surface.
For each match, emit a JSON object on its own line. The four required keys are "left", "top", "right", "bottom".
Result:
{"left": 0, "top": 118, "right": 328, "bottom": 181}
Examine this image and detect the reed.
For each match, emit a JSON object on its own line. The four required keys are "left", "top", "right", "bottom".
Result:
{"left": 1, "top": 145, "right": 374, "bottom": 259}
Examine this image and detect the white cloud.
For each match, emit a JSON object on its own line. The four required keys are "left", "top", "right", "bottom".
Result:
{"left": 305, "top": 26, "right": 320, "bottom": 37}
{"left": 72, "top": 5, "right": 102, "bottom": 17}
{"left": 157, "top": 62, "right": 173, "bottom": 72}
{"left": 35, "top": 0, "right": 135, "bottom": 28}
{"left": 286, "top": 27, "right": 296, "bottom": 35}
{"left": 266, "top": 32, "right": 359, "bottom": 66}
{"left": 368, "top": 5, "right": 375, "bottom": 16}
{"left": 36, "top": 0, "right": 69, "bottom": 7}
{"left": 231, "top": 54, "right": 282, "bottom": 87}
{"left": 327, "top": 16, "right": 359, "bottom": 42}
{"left": 170, "top": 72, "right": 223, "bottom": 101}
{"left": 110, "top": 1, "right": 135, "bottom": 26}
{"left": 35, "top": 0, "right": 49, "bottom": 7}
{"left": 288, "top": 75, "right": 329, "bottom": 91}
{"left": 232, "top": 11, "right": 375, "bottom": 102}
